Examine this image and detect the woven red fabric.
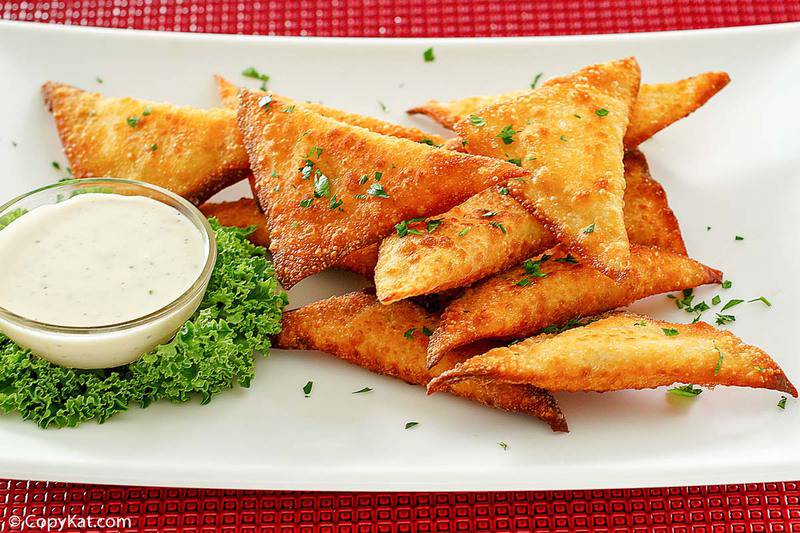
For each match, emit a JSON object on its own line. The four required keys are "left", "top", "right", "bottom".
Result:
{"left": 2, "top": 1, "right": 800, "bottom": 531}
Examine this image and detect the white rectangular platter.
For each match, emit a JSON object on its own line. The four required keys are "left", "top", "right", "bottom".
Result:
{"left": 0, "top": 21, "right": 799, "bottom": 491}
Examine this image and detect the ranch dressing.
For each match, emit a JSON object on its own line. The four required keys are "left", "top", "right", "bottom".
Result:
{"left": 0, "top": 193, "right": 206, "bottom": 327}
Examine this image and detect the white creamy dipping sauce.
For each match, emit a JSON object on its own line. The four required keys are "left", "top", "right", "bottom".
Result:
{"left": 0, "top": 193, "right": 206, "bottom": 327}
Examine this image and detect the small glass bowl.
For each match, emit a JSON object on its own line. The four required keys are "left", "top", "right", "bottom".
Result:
{"left": 0, "top": 178, "right": 216, "bottom": 369}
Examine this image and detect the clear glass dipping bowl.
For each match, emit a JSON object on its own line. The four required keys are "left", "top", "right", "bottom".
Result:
{"left": 0, "top": 178, "right": 216, "bottom": 369}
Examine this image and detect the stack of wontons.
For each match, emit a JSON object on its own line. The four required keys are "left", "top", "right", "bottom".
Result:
{"left": 43, "top": 57, "right": 796, "bottom": 432}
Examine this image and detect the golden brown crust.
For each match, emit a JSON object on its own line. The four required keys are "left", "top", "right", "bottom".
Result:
{"left": 455, "top": 58, "right": 641, "bottom": 279}
{"left": 428, "top": 312, "right": 797, "bottom": 397}
{"left": 198, "top": 197, "right": 379, "bottom": 278}
{"left": 623, "top": 72, "right": 730, "bottom": 148}
{"left": 408, "top": 72, "right": 730, "bottom": 150}
{"left": 375, "top": 187, "right": 556, "bottom": 303}
{"left": 42, "top": 82, "right": 250, "bottom": 205}
{"left": 215, "top": 75, "right": 446, "bottom": 145}
{"left": 374, "top": 149, "right": 686, "bottom": 303}
{"left": 274, "top": 291, "right": 568, "bottom": 432}
{"left": 237, "top": 89, "right": 529, "bottom": 288}
{"left": 426, "top": 245, "right": 721, "bottom": 366}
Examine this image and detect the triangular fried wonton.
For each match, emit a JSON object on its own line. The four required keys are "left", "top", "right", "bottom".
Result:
{"left": 454, "top": 58, "right": 641, "bottom": 279}
{"left": 198, "top": 197, "right": 379, "bottom": 278}
{"left": 374, "top": 149, "right": 685, "bottom": 303}
{"left": 274, "top": 290, "right": 568, "bottom": 432}
{"left": 428, "top": 312, "right": 797, "bottom": 397}
{"left": 408, "top": 72, "right": 730, "bottom": 148}
{"left": 426, "top": 245, "right": 721, "bottom": 367}
{"left": 42, "top": 82, "right": 249, "bottom": 204}
{"left": 237, "top": 89, "right": 528, "bottom": 287}
{"left": 215, "top": 75, "right": 446, "bottom": 145}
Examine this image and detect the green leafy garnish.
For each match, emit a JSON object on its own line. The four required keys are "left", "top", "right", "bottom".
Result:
{"left": 421, "top": 326, "right": 433, "bottom": 337}
{"left": 721, "top": 299, "right": 744, "bottom": 311}
{"left": 778, "top": 396, "right": 787, "bottom": 410}
{"left": 426, "top": 219, "right": 443, "bottom": 233}
{"left": 366, "top": 182, "right": 389, "bottom": 198}
{"left": 299, "top": 198, "right": 314, "bottom": 208}
{"left": 496, "top": 125, "right": 519, "bottom": 145}
{"left": 458, "top": 227, "right": 471, "bottom": 237}
{"left": 395, "top": 218, "right": 425, "bottom": 238}
{"left": 714, "top": 347, "right": 723, "bottom": 376}
{"left": 242, "top": 66, "right": 270, "bottom": 90}
{"left": 530, "top": 73, "right": 543, "bottom": 89}
{"left": 303, "top": 381, "right": 313, "bottom": 397}
{"left": 711, "top": 295, "right": 721, "bottom": 306}
{"left": 498, "top": 441, "right": 509, "bottom": 450}
{"left": 51, "top": 161, "right": 61, "bottom": 170}
{"left": 507, "top": 158, "right": 522, "bottom": 166}
{"left": 404, "top": 328, "right": 416, "bottom": 340}
{"left": 423, "top": 48, "right": 435, "bottom": 62}
{"left": 142, "top": 106, "right": 152, "bottom": 117}
{"left": 662, "top": 328, "right": 679, "bottom": 337}
{"left": 468, "top": 114, "right": 486, "bottom": 127}
{"left": 126, "top": 116, "right": 139, "bottom": 128}
{"left": 582, "top": 223, "right": 595, "bottom": 234}
{"left": 329, "top": 196, "right": 343, "bottom": 210}
{"left": 735, "top": 235, "right": 744, "bottom": 241}
{"left": 715, "top": 313, "right": 736, "bottom": 326}
{"left": 668, "top": 384, "right": 702, "bottom": 397}
{"left": 258, "top": 95, "right": 273, "bottom": 110}
{"left": 498, "top": 187, "right": 509, "bottom": 195}
{"left": 405, "top": 421, "right": 419, "bottom": 429}
{"left": 490, "top": 222, "right": 506, "bottom": 234}
{"left": 554, "top": 254, "right": 578, "bottom": 264}
{"left": 418, "top": 138, "right": 439, "bottom": 147}
{"left": 150, "top": 143, "right": 158, "bottom": 152}
{"left": 313, "top": 173, "right": 330, "bottom": 198}
{"left": 0, "top": 221, "right": 287, "bottom": 428}
{"left": 722, "top": 280, "right": 732, "bottom": 289}
{"left": 748, "top": 296, "right": 772, "bottom": 307}
{"left": 595, "top": 108, "right": 609, "bottom": 117}
{"left": 352, "top": 387, "right": 372, "bottom": 394}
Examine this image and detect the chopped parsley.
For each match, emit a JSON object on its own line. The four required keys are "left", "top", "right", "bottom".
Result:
{"left": 366, "top": 182, "right": 389, "bottom": 198}
{"left": 299, "top": 198, "right": 314, "bottom": 208}
{"left": 735, "top": 235, "right": 744, "bottom": 241}
{"left": 714, "top": 347, "right": 724, "bottom": 375}
{"left": 458, "top": 227, "right": 471, "bottom": 237}
{"left": 517, "top": 256, "right": 549, "bottom": 285}
{"left": 51, "top": 161, "right": 61, "bottom": 170}
{"left": 668, "top": 384, "right": 702, "bottom": 397}
{"left": 490, "top": 222, "right": 506, "bottom": 234}
{"left": 633, "top": 320, "right": 648, "bottom": 327}
{"left": 150, "top": 143, "right": 158, "bottom": 152}
{"left": 378, "top": 100, "right": 388, "bottom": 112}
{"left": 468, "top": 114, "right": 486, "bottom": 127}
{"left": 405, "top": 421, "right": 419, "bottom": 429}
{"left": 711, "top": 295, "right": 721, "bottom": 306}
{"left": 142, "top": 106, "right": 152, "bottom": 116}
{"left": 722, "top": 280, "right": 732, "bottom": 289}
{"left": 426, "top": 219, "right": 443, "bottom": 233}
{"left": 358, "top": 174, "right": 369, "bottom": 185}
{"left": 515, "top": 278, "right": 532, "bottom": 287}
{"left": 258, "top": 95, "right": 273, "bottom": 110}
{"left": 481, "top": 210, "right": 497, "bottom": 218}
{"left": 498, "top": 441, "right": 509, "bottom": 450}
{"left": 282, "top": 105, "right": 295, "bottom": 113}
{"left": 421, "top": 327, "right": 433, "bottom": 337}
{"left": 242, "top": 66, "right": 270, "bottom": 90}
{"left": 721, "top": 299, "right": 744, "bottom": 311}
{"left": 582, "top": 223, "right": 595, "bottom": 234}
{"left": 595, "top": 108, "right": 609, "bottom": 117}
{"left": 423, "top": 47, "right": 435, "bottom": 62}
{"left": 313, "top": 173, "right": 330, "bottom": 198}
{"left": 302, "top": 381, "right": 313, "bottom": 397}
{"left": 530, "top": 72, "right": 543, "bottom": 89}
{"left": 498, "top": 187, "right": 509, "bottom": 195}
{"left": 403, "top": 328, "right": 415, "bottom": 340}
{"left": 126, "top": 116, "right": 139, "bottom": 128}
{"left": 329, "top": 196, "right": 343, "bottom": 210}
{"left": 418, "top": 138, "right": 438, "bottom": 146}
{"left": 748, "top": 296, "right": 772, "bottom": 307}
{"left": 395, "top": 218, "right": 425, "bottom": 237}
{"left": 307, "top": 146, "right": 323, "bottom": 158}
{"left": 662, "top": 328, "right": 679, "bottom": 337}
{"left": 352, "top": 387, "right": 373, "bottom": 394}
{"left": 778, "top": 396, "right": 787, "bottom": 410}
{"left": 715, "top": 313, "right": 736, "bottom": 326}
{"left": 554, "top": 254, "right": 578, "bottom": 264}
{"left": 507, "top": 158, "right": 522, "bottom": 166}
{"left": 496, "top": 125, "right": 519, "bottom": 145}
{"left": 95, "top": 76, "right": 103, "bottom": 83}
{"left": 559, "top": 135, "right": 568, "bottom": 142}
{"left": 540, "top": 316, "right": 595, "bottom": 334}
{"left": 374, "top": 171, "right": 383, "bottom": 181}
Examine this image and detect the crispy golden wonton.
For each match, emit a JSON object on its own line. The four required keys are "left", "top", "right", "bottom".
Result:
{"left": 274, "top": 291, "right": 568, "bottom": 431}
{"left": 198, "top": 197, "right": 379, "bottom": 278}
{"left": 42, "top": 82, "right": 249, "bottom": 204}
{"left": 408, "top": 72, "right": 730, "bottom": 149}
{"left": 237, "top": 89, "right": 528, "bottom": 287}
{"left": 215, "top": 75, "right": 446, "bottom": 145}
{"left": 426, "top": 245, "right": 721, "bottom": 366}
{"left": 428, "top": 312, "right": 797, "bottom": 396}
{"left": 454, "top": 58, "right": 641, "bottom": 278}
{"left": 374, "top": 149, "right": 685, "bottom": 303}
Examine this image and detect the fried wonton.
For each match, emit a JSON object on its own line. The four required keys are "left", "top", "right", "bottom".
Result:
{"left": 42, "top": 82, "right": 249, "bottom": 205}
{"left": 455, "top": 58, "right": 641, "bottom": 278}
{"left": 408, "top": 72, "right": 730, "bottom": 149}
{"left": 274, "top": 291, "right": 568, "bottom": 431}
{"left": 428, "top": 312, "right": 797, "bottom": 397}
{"left": 374, "top": 149, "right": 685, "bottom": 303}
{"left": 427, "top": 245, "right": 721, "bottom": 366}
{"left": 215, "top": 75, "right": 446, "bottom": 145}
{"left": 198, "top": 197, "right": 379, "bottom": 278}
{"left": 237, "top": 90, "right": 528, "bottom": 288}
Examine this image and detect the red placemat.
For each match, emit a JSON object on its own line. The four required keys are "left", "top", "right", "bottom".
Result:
{"left": 2, "top": 1, "right": 800, "bottom": 531}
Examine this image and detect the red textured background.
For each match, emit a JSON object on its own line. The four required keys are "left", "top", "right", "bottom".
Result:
{"left": 2, "top": 1, "right": 800, "bottom": 531}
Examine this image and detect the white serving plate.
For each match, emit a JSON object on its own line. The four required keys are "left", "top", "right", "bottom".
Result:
{"left": 0, "top": 21, "right": 799, "bottom": 491}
